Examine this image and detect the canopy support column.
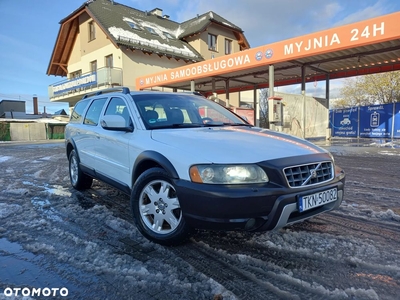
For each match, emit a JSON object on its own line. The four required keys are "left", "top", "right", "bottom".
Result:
{"left": 326, "top": 73, "right": 331, "bottom": 140}
{"left": 190, "top": 80, "right": 195, "bottom": 92}
{"left": 225, "top": 79, "right": 230, "bottom": 107}
{"left": 301, "top": 65, "right": 306, "bottom": 139}
{"left": 253, "top": 85, "right": 258, "bottom": 126}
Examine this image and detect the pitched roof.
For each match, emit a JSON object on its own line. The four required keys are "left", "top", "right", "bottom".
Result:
{"left": 87, "top": 0, "right": 203, "bottom": 61}
{"left": 179, "top": 11, "right": 241, "bottom": 38}
{"left": 178, "top": 11, "right": 250, "bottom": 50}
{"left": 47, "top": 0, "right": 249, "bottom": 76}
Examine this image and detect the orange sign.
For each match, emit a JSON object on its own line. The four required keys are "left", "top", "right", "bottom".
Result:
{"left": 135, "top": 11, "right": 400, "bottom": 90}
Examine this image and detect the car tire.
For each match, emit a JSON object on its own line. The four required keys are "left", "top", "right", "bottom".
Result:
{"left": 68, "top": 149, "right": 93, "bottom": 190}
{"left": 131, "top": 167, "right": 191, "bottom": 246}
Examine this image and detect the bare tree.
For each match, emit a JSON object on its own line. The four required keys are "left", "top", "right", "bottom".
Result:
{"left": 259, "top": 89, "right": 269, "bottom": 128}
{"left": 335, "top": 71, "right": 400, "bottom": 108}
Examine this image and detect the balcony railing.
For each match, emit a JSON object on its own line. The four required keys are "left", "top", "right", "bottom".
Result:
{"left": 48, "top": 67, "right": 123, "bottom": 100}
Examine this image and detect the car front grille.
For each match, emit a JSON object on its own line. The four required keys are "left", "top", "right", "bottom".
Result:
{"left": 283, "top": 161, "right": 333, "bottom": 188}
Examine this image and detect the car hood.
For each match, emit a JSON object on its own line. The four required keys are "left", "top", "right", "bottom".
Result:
{"left": 150, "top": 126, "right": 327, "bottom": 164}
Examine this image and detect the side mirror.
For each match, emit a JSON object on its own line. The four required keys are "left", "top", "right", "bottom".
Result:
{"left": 100, "top": 115, "right": 133, "bottom": 132}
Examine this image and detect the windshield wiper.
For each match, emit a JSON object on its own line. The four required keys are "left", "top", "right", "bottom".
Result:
{"left": 150, "top": 123, "right": 204, "bottom": 129}
{"left": 222, "top": 123, "right": 253, "bottom": 127}
{"left": 202, "top": 122, "right": 225, "bottom": 127}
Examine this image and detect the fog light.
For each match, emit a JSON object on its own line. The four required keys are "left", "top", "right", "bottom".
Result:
{"left": 244, "top": 218, "right": 256, "bottom": 230}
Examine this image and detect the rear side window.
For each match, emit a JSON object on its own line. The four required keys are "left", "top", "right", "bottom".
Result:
{"left": 83, "top": 98, "right": 107, "bottom": 126}
{"left": 70, "top": 99, "right": 90, "bottom": 123}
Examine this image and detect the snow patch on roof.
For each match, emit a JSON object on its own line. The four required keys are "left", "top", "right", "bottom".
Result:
{"left": 108, "top": 26, "right": 197, "bottom": 57}
{"left": 122, "top": 16, "right": 187, "bottom": 40}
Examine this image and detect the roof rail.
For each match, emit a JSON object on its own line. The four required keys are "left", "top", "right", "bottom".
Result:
{"left": 81, "top": 87, "right": 131, "bottom": 99}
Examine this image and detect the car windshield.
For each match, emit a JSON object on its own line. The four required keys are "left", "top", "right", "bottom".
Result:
{"left": 131, "top": 93, "right": 251, "bottom": 129}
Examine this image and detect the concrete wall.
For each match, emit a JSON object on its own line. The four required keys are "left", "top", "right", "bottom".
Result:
{"left": 275, "top": 92, "right": 329, "bottom": 139}
{"left": 10, "top": 123, "right": 47, "bottom": 141}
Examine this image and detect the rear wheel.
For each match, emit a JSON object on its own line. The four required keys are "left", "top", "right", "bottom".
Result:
{"left": 69, "top": 149, "right": 93, "bottom": 190}
{"left": 131, "top": 167, "right": 191, "bottom": 245}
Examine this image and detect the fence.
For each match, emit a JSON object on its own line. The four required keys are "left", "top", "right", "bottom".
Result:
{"left": 329, "top": 103, "right": 400, "bottom": 138}
{"left": 0, "top": 122, "right": 66, "bottom": 141}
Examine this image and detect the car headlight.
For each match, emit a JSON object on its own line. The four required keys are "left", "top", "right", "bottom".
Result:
{"left": 189, "top": 164, "right": 269, "bottom": 184}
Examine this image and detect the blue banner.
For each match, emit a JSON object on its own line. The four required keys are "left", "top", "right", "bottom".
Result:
{"left": 394, "top": 103, "right": 400, "bottom": 138}
{"left": 359, "top": 104, "right": 393, "bottom": 138}
{"left": 329, "top": 110, "right": 333, "bottom": 129}
{"left": 53, "top": 73, "right": 97, "bottom": 95}
{"left": 331, "top": 107, "right": 358, "bottom": 137}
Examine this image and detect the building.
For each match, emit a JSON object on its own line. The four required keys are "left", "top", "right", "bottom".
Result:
{"left": 47, "top": 0, "right": 250, "bottom": 108}
{"left": 0, "top": 99, "right": 26, "bottom": 118}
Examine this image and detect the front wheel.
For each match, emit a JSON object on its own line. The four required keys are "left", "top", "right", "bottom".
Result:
{"left": 131, "top": 167, "right": 191, "bottom": 245}
{"left": 69, "top": 149, "right": 93, "bottom": 190}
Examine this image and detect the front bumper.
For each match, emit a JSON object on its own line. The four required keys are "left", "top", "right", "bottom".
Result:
{"left": 174, "top": 176, "right": 345, "bottom": 232}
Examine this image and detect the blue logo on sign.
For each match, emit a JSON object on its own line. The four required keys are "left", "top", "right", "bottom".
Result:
{"left": 140, "top": 79, "right": 144, "bottom": 85}
{"left": 255, "top": 51, "right": 263, "bottom": 61}
{"left": 265, "top": 49, "right": 273, "bottom": 59}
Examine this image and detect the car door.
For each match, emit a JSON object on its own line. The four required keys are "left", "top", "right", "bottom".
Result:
{"left": 76, "top": 97, "right": 107, "bottom": 169}
{"left": 95, "top": 97, "right": 134, "bottom": 187}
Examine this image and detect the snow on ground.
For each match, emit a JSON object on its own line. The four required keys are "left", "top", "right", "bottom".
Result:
{"left": 1, "top": 141, "right": 399, "bottom": 299}
{"left": 0, "top": 156, "right": 12, "bottom": 163}
{"left": 0, "top": 203, "right": 22, "bottom": 219}
{"left": 0, "top": 146, "right": 230, "bottom": 299}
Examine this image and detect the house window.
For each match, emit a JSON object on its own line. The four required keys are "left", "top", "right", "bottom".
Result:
{"left": 89, "top": 21, "right": 96, "bottom": 41}
{"left": 208, "top": 34, "right": 217, "bottom": 51}
{"left": 70, "top": 70, "right": 82, "bottom": 79}
{"left": 225, "top": 39, "right": 232, "bottom": 55}
{"left": 90, "top": 60, "right": 97, "bottom": 73}
{"left": 105, "top": 55, "right": 113, "bottom": 68}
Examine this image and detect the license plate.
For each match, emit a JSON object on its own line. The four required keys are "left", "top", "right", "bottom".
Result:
{"left": 298, "top": 188, "right": 337, "bottom": 212}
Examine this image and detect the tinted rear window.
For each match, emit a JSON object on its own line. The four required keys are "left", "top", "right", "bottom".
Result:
{"left": 70, "top": 99, "right": 90, "bottom": 123}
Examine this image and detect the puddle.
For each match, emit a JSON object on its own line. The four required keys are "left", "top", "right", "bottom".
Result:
{"left": 0, "top": 238, "right": 97, "bottom": 297}
{"left": 0, "top": 238, "right": 53, "bottom": 286}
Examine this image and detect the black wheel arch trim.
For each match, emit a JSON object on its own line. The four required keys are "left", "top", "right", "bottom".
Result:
{"left": 65, "top": 138, "right": 78, "bottom": 160}
{"left": 133, "top": 151, "right": 179, "bottom": 183}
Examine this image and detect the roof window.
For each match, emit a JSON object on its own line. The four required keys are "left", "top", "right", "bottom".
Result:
{"left": 145, "top": 26, "right": 158, "bottom": 35}
{"left": 163, "top": 31, "right": 174, "bottom": 39}
{"left": 126, "top": 21, "right": 140, "bottom": 30}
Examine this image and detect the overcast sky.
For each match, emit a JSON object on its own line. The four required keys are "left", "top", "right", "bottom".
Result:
{"left": 1, "top": 0, "right": 399, "bottom": 113}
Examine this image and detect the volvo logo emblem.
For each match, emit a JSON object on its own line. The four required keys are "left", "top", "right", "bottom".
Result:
{"left": 301, "top": 163, "right": 322, "bottom": 186}
{"left": 309, "top": 169, "right": 318, "bottom": 179}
